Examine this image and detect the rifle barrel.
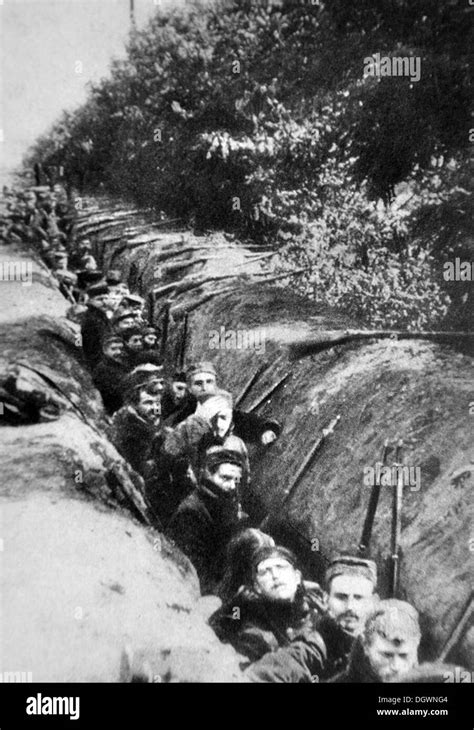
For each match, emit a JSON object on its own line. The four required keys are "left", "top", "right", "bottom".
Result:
{"left": 260, "top": 414, "right": 341, "bottom": 532}
{"left": 234, "top": 361, "right": 269, "bottom": 408}
{"left": 247, "top": 372, "right": 291, "bottom": 413}
{"left": 439, "top": 592, "right": 474, "bottom": 661}
{"left": 359, "top": 439, "right": 389, "bottom": 556}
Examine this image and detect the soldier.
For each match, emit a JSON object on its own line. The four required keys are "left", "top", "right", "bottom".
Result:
{"left": 211, "top": 545, "right": 325, "bottom": 668}
{"left": 166, "top": 361, "right": 282, "bottom": 448}
{"left": 142, "top": 326, "right": 160, "bottom": 352}
{"left": 92, "top": 335, "right": 130, "bottom": 414}
{"left": 216, "top": 528, "right": 275, "bottom": 604}
{"left": 109, "top": 385, "right": 161, "bottom": 476}
{"left": 168, "top": 447, "right": 249, "bottom": 594}
{"left": 161, "top": 370, "right": 191, "bottom": 420}
{"left": 162, "top": 390, "right": 250, "bottom": 495}
{"left": 331, "top": 599, "right": 421, "bottom": 683}
{"left": 80, "top": 283, "right": 112, "bottom": 370}
{"left": 244, "top": 555, "right": 378, "bottom": 682}
{"left": 111, "top": 310, "right": 137, "bottom": 335}
{"left": 121, "top": 327, "right": 144, "bottom": 369}
{"left": 121, "top": 364, "right": 166, "bottom": 401}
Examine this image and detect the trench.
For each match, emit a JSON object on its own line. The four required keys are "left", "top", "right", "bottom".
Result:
{"left": 1, "top": 194, "right": 472, "bottom": 680}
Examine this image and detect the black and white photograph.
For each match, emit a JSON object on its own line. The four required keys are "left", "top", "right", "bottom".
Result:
{"left": 0, "top": 0, "right": 472, "bottom": 721}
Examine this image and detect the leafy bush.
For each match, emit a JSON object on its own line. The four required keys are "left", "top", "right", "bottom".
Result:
{"left": 24, "top": 0, "right": 472, "bottom": 330}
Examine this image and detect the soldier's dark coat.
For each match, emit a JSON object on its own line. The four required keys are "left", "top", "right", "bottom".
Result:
{"left": 168, "top": 479, "right": 248, "bottom": 594}
{"left": 81, "top": 306, "right": 110, "bottom": 370}
{"left": 210, "top": 581, "right": 326, "bottom": 675}
{"left": 92, "top": 357, "right": 129, "bottom": 414}
{"left": 329, "top": 636, "right": 380, "bottom": 683}
{"left": 109, "top": 405, "right": 158, "bottom": 476}
{"left": 242, "top": 613, "right": 355, "bottom": 683}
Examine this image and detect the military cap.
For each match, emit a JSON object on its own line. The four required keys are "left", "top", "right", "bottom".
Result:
{"left": 87, "top": 283, "right": 109, "bottom": 298}
{"left": 112, "top": 309, "right": 135, "bottom": 323}
{"left": 121, "top": 365, "right": 164, "bottom": 400}
{"left": 325, "top": 555, "right": 377, "bottom": 587}
{"left": 102, "top": 334, "right": 124, "bottom": 347}
{"left": 251, "top": 545, "right": 299, "bottom": 575}
{"left": 186, "top": 361, "right": 217, "bottom": 380}
{"left": 76, "top": 270, "right": 104, "bottom": 288}
{"left": 364, "top": 599, "right": 421, "bottom": 644}
{"left": 204, "top": 446, "right": 246, "bottom": 473}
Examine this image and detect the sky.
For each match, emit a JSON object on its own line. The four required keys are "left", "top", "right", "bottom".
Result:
{"left": 0, "top": 0, "right": 179, "bottom": 173}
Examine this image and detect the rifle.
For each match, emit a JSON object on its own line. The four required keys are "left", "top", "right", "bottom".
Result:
{"left": 159, "top": 301, "right": 171, "bottom": 360}
{"left": 288, "top": 330, "right": 474, "bottom": 360}
{"left": 234, "top": 361, "right": 269, "bottom": 408}
{"left": 388, "top": 440, "right": 404, "bottom": 597}
{"left": 358, "top": 439, "right": 389, "bottom": 557}
{"left": 439, "top": 591, "right": 474, "bottom": 662}
{"left": 260, "top": 414, "right": 341, "bottom": 532}
{"left": 177, "top": 311, "right": 189, "bottom": 370}
{"left": 247, "top": 372, "right": 291, "bottom": 413}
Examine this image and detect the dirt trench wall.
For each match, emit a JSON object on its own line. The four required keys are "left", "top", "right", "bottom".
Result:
{"left": 98, "top": 210, "right": 474, "bottom": 669}
{"left": 0, "top": 238, "right": 244, "bottom": 682}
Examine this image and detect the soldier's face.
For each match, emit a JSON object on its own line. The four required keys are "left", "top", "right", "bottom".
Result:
{"left": 189, "top": 373, "right": 217, "bottom": 400}
{"left": 149, "top": 377, "right": 165, "bottom": 394}
{"left": 171, "top": 381, "right": 187, "bottom": 402}
{"left": 90, "top": 295, "right": 110, "bottom": 312}
{"left": 136, "top": 392, "right": 161, "bottom": 426}
{"left": 103, "top": 341, "right": 124, "bottom": 363}
{"left": 211, "top": 408, "right": 233, "bottom": 439}
{"left": 116, "top": 317, "right": 135, "bottom": 331}
{"left": 365, "top": 634, "right": 418, "bottom": 682}
{"left": 107, "top": 288, "right": 123, "bottom": 310}
{"left": 254, "top": 558, "right": 301, "bottom": 603}
{"left": 126, "top": 335, "right": 143, "bottom": 352}
{"left": 327, "top": 575, "right": 375, "bottom": 637}
{"left": 208, "top": 463, "right": 241, "bottom": 494}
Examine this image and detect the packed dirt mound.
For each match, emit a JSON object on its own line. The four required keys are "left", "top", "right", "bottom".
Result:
{"left": 0, "top": 238, "right": 244, "bottom": 682}
{"left": 94, "top": 207, "right": 473, "bottom": 669}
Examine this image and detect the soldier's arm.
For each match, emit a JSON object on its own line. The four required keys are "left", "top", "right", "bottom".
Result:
{"left": 233, "top": 409, "right": 281, "bottom": 444}
{"left": 244, "top": 635, "right": 327, "bottom": 684}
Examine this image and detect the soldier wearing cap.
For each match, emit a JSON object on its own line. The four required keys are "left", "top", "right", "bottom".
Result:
{"left": 211, "top": 545, "right": 325, "bottom": 668}
{"left": 121, "top": 364, "right": 165, "bottom": 402}
{"left": 331, "top": 599, "right": 421, "bottom": 683}
{"left": 165, "top": 360, "right": 281, "bottom": 448}
{"left": 92, "top": 334, "right": 130, "bottom": 414}
{"left": 168, "top": 447, "right": 249, "bottom": 594}
{"left": 121, "top": 326, "right": 144, "bottom": 368}
{"left": 159, "top": 389, "right": 250, "bottom": 513}
{"left": 109, "top": 384, "right": 162, "bottom": 477}
{"left": 81, "top": 283, "right": 112, "bottom": 369}
{"left": 244, "top": 554, "right": 378, "bottom": 682}
{"left": 111, "top": 309, "right": 137, "bottom": 334}
{"left": 142, "top": 326, "right": 160, "bottom": 352}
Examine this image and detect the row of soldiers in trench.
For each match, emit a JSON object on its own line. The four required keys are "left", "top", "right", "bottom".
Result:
{"left": 76, "top": 272, "right": 468, "bottom": 684}
{"left": 4, "top": 184, "right": 468, "bottom": 684}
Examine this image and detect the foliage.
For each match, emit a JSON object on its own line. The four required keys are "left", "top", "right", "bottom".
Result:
{"left": 24, "top": 0, "right": 472, "bottom": 329}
